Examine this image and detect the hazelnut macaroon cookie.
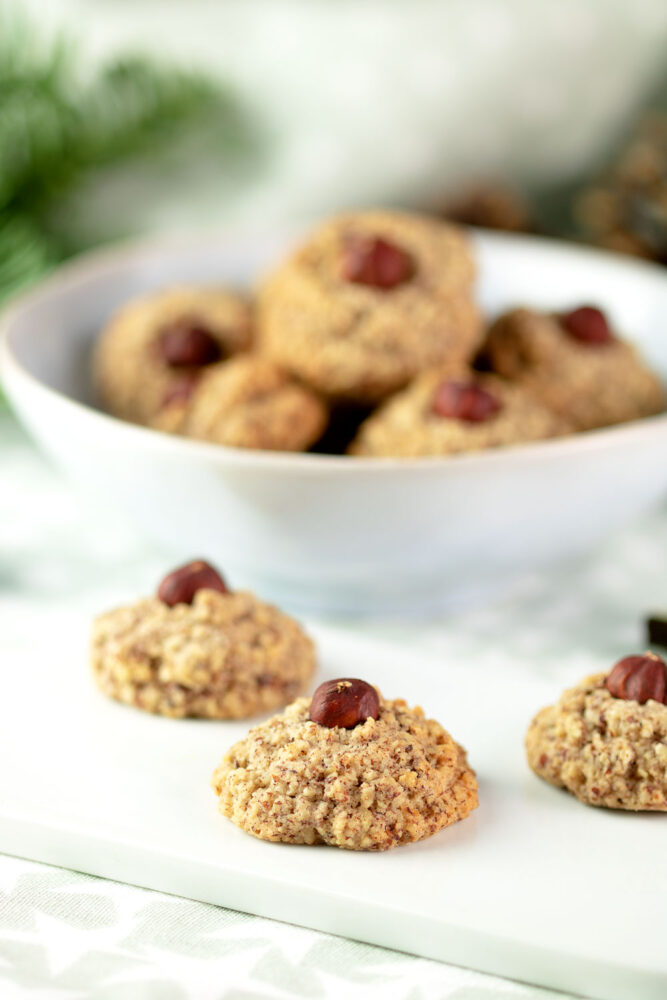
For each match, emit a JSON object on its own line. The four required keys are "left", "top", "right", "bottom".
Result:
{"left": 257, "top": 210, "right": 483, "bottom": 403}
{"left": 94, "top": 286, "right": 252, "bottom": 425}
{"left": 526, "top": 652, "right": 667, "bottom": 810}
{"left": 150, "top": 354, "right": 328, "bottom": 452}
{"left": 482, "top": 305, "right": 664, "bottom": 431}
{"left": 212, "top": 678, "right": 478, "bottom": 850}
{"left": 349, "top": 365, "right": 568, "bottom": 458}
{"left": 91, "top": 561, "right": 316, "bottom": 719}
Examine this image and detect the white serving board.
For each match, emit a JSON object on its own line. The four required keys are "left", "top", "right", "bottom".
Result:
{"left": 1, "top": 621, "right": 664, "bottom": 1000}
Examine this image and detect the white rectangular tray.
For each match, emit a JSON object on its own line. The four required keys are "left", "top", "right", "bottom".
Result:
{"left": 1, "top": 622, "right": 664, "bottom": 1000}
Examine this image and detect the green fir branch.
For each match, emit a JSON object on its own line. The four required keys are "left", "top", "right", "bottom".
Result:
{"left": 0, "top": 7, "right": 250, "bottom": 304}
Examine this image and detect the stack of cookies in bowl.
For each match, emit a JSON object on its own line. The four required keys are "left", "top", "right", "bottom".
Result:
{"left": 93, "top": 210, "right": 665, "bottom": 459}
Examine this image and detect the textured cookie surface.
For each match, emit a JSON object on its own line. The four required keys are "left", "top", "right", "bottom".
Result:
{"left": 151, "top": 354, "right": 327, "bottom": 452}
{"left": 91, "top": 590, "right": 316, "bottom": 719}
{"left": 483, "top": 308, "right": 664, "bottom": 431}
{"left": 94, "top": 286, "right": 252, "bottom": 424}
{"left": 212, "top": 694, "right": 478, "bottom": 850}
{"left": 525, "top": 672, "right": 667, "bottom": 810}
{"left": 257, "top": 210, "right": 482, "bottom": 402}
{"left": 349, "top": 365, "right": 568, "bottom": 457}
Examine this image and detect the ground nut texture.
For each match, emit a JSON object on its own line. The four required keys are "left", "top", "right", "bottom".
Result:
{"left": 94, "top": 286, "right": 252, "bottom": 424}
{"left": 257, "top": 211, "right": 482, "bottom": 403}
{"left": 483, "top": 308, "right": 664, "bottom": 431}
{"left": 150, "top": 355, "right": 328, "bottom": 452}
{"left": 91, "top": 590, "right": 316, "bottom": 719}
{"left": 525, "top": 673, "right": 667, "bottom": 810}
{"left": 212, "top": 695, "right": 478, "bottom": 850}
{"left": 349, "top": 366, "right": 568, "bottom": 457}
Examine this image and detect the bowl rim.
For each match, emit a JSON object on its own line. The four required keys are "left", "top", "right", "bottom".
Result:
{"left": 1, "top": 225, "right": 667, "bottom": 477}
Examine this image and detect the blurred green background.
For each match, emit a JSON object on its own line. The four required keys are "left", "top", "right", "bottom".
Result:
{"left": 1, "top": 0, "right": 666, "bottom": 309}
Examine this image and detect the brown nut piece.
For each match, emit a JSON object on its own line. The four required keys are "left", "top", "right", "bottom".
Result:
{"left": 432, "top": 379, "right": 502, "bottom": 423}
{"left": 159, "top": 321, "right": 222, "bottom": 367}
{"left": 157, "top": 559, "right": 228, "bottom": 607}
{"left": 342, "top": 235, "right": 414, "bottom": 289}
{"left": 606, "top": 652, "right": 667, "bottom": 705}
{"left": 560, "top": 306, "right": 613, "bottom": 346}
{"left": 161, "top": 372, "right": 201, "bottom": 409}
{"left": 309, "top": 678, "right": 380, "bottom": 729}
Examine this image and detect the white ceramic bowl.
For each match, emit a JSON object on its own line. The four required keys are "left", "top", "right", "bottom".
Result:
{"left": 2, "top": 228, "right": 667, "bottom": 616}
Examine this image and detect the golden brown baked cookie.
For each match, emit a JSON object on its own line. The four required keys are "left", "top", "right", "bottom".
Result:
{"left": 349, "top": 365, "right": 568, "bottom": 458}
{"left": 150, "top": 355, "right": 327, "bottom": 452}
{"left": 257, "top": 210, "right": 482, "bottom": 403}
{"left": 212, "top": 678, "right": 478, "bottom": 850}
{"left": 91, "top": 561, "right": 316, "bottom": 719}
{"left": 94, "top": 286, "right": 252, "bottom": 425}
{"left": 482, "top": 306, "right": 664, "bottom": 431}
{"left": 526, "top": 653, "right": 667, "bottom": 810}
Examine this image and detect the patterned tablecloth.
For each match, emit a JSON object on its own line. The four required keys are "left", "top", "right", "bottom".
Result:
{"left": 2, "top": 409, "right": 665, "bottom": 1000}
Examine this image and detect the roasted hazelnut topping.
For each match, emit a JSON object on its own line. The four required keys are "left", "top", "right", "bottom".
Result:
{"left": 432, "top": 379, "right": 502, "bottom": 423}
{"left": 309, "top": 678, "right": 380, "bottom": 729}
{"left": 157, "top": 560, "right": 228, "bottom": 607}
{"left": 560, "top": 306, "right": 614, "bottom": 345}
{"left": 161, "top": 373, "right": 200, "bottom": 408}
{"left": 341, "top": 236, "right": 414, "bottom": 289}
{"left": 159, "top": 320, "right": 222, "bottom": 367}
{"left": 605, "top": 652, "right": 667, "bottom": 705}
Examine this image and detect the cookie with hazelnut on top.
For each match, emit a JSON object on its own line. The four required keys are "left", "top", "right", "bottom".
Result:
{"left": 212, "top": 678, "right": 478, "bottom": 851}
{"left": 90, "top": 561, "right": 315, "bottom": 719}
{"left": 481, "top": 305, "right": 665, "bottom": 432}
{"left": 348, "top": 364, "right": 568, "bottom": 458}
{"left": 94, "top": 286, "right": 252, "bottom": 426}
{"left": 525, "top": 652, "right": 667, "bottom": 810}
{"left": 256, "top": 210, "right": 482, "bottom": 403}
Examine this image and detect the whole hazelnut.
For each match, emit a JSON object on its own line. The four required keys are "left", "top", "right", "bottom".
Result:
{"left": 433, "top": 379, "right": 502, "bottom": 423}
{"left": 157, "top": 560, "right": 228, "bottom": 607}
{"left": 605, "top": 652, "right": 667, "bottom": 705}
{"left": 159, "top": 320, "right": 222, "bottom": 367}
{"left": 309, "top": 678, "right": 380, "bottom": 729}
{"left": 342, "top": 236, "right": 414, "bottom": 289}
{"left": 560, "top": 306, "right": 614, "bottom": 345}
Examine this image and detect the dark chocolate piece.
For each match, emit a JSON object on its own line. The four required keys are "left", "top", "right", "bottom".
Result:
{"left": 646, "top": 615, "right": 667, "bottom": 649}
